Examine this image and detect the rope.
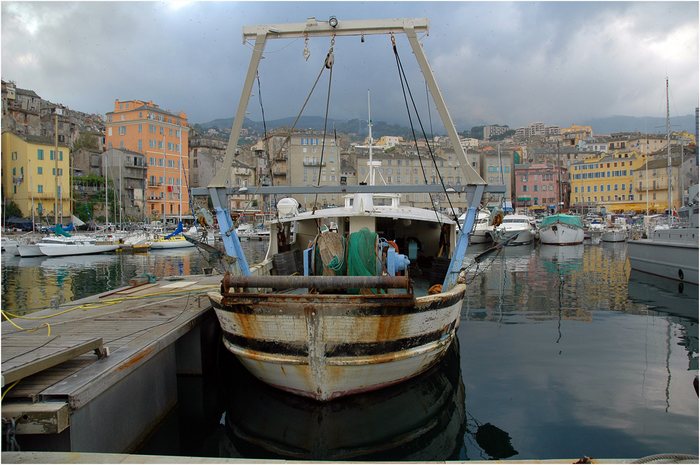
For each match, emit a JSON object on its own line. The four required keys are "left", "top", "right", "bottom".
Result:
{"left": 391, "top": 35, "right": 462, "bottom": 232}
{"left": 312, "top": 35, "right": 335, "bottom": 219}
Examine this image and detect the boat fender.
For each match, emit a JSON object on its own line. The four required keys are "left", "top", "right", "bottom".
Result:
{"left": 552, "top": 225, "right": 558, "bottom": 232}
{"left": 493, "top": 213, "right": 503, "bottom": 227}
{"left": 428, "top": 284, "right": 442, "bottom": 295}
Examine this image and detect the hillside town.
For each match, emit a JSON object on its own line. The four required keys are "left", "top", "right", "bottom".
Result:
{"left": 1, "top": 79, "right": 698, "bottom": 228}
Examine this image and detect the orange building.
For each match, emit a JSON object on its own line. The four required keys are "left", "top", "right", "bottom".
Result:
{"left": 105, "top": 99, "right": 190, "bottom": 221}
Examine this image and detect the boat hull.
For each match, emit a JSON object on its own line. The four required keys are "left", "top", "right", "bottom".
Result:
{"left": 38, "top": 243, "right": 119, "bottom": 257}
{"left": 601, "top": 229, "right": 627, "bottom": 242}
{"left": 539, "top": 223, "right": 584, "bottom": 245}
{"left": 490, "top": 228, "right": 533, "bottom": 246}
{"left": 17, "top": 244, "right": 44, "bottom": 257}
{"left": 209, "top": 283, "right": 466, "bottom": 401}
{"left": 149, "top": 237, "right": 195, "bottom": 249}
{"left": 627, "top": 231, "right": 699, "bottom": 284}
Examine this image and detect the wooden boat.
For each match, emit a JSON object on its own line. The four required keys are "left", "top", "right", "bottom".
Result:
{"left": 197, "top": 17, "right": 504, "bottom": 401}
{"left": 539, "top": 213, "right": 584, "bottom": 245}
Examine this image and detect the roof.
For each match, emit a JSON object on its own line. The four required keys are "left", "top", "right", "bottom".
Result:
{"left": 105, "top": 148, "right": 146, "bottom": 158}
{"left": 15, "top": 88, "right": 40, "bottom": 98}
{"left": 3, "top": 131, "right": 69, "bottom": 148}
{"left": 640, "top": 157, "right": 682, "bottom": 171}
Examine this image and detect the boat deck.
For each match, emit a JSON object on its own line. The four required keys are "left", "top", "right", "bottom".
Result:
{"left": 1, "top": 274, "right": 221, "bottom": 437}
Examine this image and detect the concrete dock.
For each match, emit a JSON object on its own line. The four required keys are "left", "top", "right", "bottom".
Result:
{"left": 1, "top": 274, "right": 222, "bottom": 453}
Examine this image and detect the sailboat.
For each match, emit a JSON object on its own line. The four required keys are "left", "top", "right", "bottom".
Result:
{"left": 193, "top": 17, "right": 504, "bottom": 401}
{"left": 538, "top": 142, "right": 584, "bottom": 245}
{"left": 627, "top": 78, "right": 698, "bottom": 284}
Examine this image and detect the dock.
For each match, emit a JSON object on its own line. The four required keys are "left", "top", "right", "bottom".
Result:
{"left": 1, "top": 274, "right": 222, "bottom": 453}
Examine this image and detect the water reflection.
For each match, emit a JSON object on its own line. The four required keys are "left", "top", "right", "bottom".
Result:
{"left": 219, "top": 341, "right": 470, "bottom": 461}
{"left": 1, "top": 241, "right": 270, "bottom": 315}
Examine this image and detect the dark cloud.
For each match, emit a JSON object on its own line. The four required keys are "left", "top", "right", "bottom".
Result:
{"left": 1, "top": 2, "right": 697, "bottom": 130}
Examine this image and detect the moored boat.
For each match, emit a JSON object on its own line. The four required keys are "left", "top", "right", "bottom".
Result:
{"left": 538, "top": 213, "right": 584, "bottom": 245}
{"left": 198, "top": 17, "right": 505, "bottom": 401}
{"left": 601, "top": 224, "right": 628, "bottom": 243}
{"left": 37, "top": 235, "right": 120, "bottom": 257}
{"left": 490, "top": 214, "right": 535, "bottom": 246}
{"left": 458, "top": 208, "right": 493, "bottom": 244}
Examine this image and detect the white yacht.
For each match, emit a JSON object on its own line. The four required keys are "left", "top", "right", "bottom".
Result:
{"left": 458, "top": 208, "right": 493, "bottom": 244}
{"left": 37, "top": 235, "right": 120, "bottom": 257}
{"left": 490, "top": 214, "right": 535, "bottom": 246}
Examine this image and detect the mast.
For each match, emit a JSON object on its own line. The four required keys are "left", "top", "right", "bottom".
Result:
{"left": 178, "top": 126, "right": 183, "bottom": 222}
{"left": 162, "top": 135, "right": 167, "bottom": 226}
{"left": 54, "top": 108, "right": 60, "bottom": 225}
{"left": 119, "top": 153, "right": 122, "bottom": 229}
{"left": 557, "top": 140, "right": 561, "bottom": 213}
{"left": 368, "top": 90, "right": 375, "bottom": 186}
{"left": 104, "top": 151, "right": 108, "bottom": 227}
{"left": 666, "top": 76, "right": 672, "bottom": 225}
{"left": 645, "top": 136, "right": 649, "bottom": 216}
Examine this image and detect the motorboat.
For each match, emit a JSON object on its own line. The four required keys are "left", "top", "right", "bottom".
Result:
{"left": 458, "top": 208, "right": 493, "bottom": 244}
{"left": 490, "top": 214, "right": 535, "bottom": 246}
{"left": 538, "top": 213, "right": 584, "bottom": 245}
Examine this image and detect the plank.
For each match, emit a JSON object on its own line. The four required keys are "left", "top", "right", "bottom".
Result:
{"left": 2, "top": 337, "right": 103, "bottom": 387}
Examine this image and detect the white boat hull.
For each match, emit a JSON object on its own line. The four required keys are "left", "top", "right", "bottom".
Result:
{"left": 17, "top": 244, "right": 44, "bottom": 257}
{"left": 627, "top": 229, "right": 699, "bottom": 284}
{"left": 210, "top": 282, "right": 465, "bottom": 401}
{"left": 601, "top": 229, "right": 628, "bottom": 242}
{"left": 491, "top": 228, "right": 533, "bottom": 246}
{"left": 149, "top": 237, "right": 195, "bottom": 249}
{"left": 539, "top": 223, "right": 584, "bottom": 245}
{"left": 39, "top": 243, "right": 120, "bottom": 257}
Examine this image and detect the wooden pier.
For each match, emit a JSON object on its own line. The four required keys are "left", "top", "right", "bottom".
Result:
{"left": 1, "top": 274, "right": 222, "bottom": 453}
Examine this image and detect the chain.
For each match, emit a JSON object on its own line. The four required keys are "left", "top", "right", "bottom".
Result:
{"left": 3, "top": 418, "right": 21, "bottom": 451}
{"left": 303, "top": 33, "right": 310, "bottom": 61}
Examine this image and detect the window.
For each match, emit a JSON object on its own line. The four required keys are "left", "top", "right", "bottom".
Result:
{"left": 37, "top": 149, "right": 44, "bottom": 160}
{"left": 59, "top": 151, "right": 63, "bottom": 161}
{"left": 37, "top": 167, "right": 43, "bottom": 175}
{"left": 138, "top": 140, "right": 143, "bottom": 151}
{"left": 119, "top": 126, "right": 126, "bottom": 135}
{"left": 38, "top": 185, "right": 43, "bottom": 193}
{"left": 50, "top": 151, "right": 55, "bottom": 160}
{"left": 138, "top": 124, "right": 142, "bottom": 133}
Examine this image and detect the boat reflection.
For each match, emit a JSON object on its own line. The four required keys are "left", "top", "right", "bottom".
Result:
{"left": 627, "top": 269, "right": 699, "bottom": 322}
{"left": 220, "top": 341, "right": 470, "bottom": 461}
{"left": 538, "top": 244, "right": 584, "bottom": 275}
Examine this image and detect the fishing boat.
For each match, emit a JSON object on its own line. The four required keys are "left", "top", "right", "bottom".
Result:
{"left": 538, "top": 213, "right": 584, "bottom": 245}
{"left": 195, "top": 17, "right": 504, "bottom": 401}
{"left": 490, "top": 213, "right": 535, "bottom": 246}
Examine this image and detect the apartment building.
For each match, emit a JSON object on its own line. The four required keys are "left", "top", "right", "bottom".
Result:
{"left": 569, "top": 152, "right": 645, "bottom": 213}
{"left": 105, "top": 99, "right": 189, "bottom": 221}
{"left": 633, "top": 146, "right": 685, "bottom": 214}
{"left": 1, "top": 131, "right": 70, "bottom": 222}
{"left": 513, "top": 162, "right": 568, "bottom": 211}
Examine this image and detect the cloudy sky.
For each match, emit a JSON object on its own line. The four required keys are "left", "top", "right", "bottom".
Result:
{"left": 1, "top": 1, "right": 698, "bottom": 131}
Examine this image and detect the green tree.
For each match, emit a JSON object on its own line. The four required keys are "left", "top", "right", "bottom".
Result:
{"left": 73, "top": 132, "right": 99, "bottom": 151}
{"left": 3, "top": 200, "right": 23, "bottom": 219}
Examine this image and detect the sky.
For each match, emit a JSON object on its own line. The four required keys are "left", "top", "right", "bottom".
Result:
{"left": 1, "top": 1, "right": 698, "bottom": 131}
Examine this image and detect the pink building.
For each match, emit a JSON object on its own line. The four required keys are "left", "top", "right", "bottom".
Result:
{"left": 513, "top": 163, "right": 570, "bottom": 212}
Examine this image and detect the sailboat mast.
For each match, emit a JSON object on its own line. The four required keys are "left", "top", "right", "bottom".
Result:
{"left": 368, "top": 90, "right": 374, "bottom": 186}
{"left": 666, "top": 77, "right": 672, "bottom": 224}
{"left": 178, "top": 126, "right": 182, "bottom": 222}
{"left": 119, "top": 154, "right": 122, "bottom": 229}
{"left": 163, "top": 135, "right": 167, "bottom": 227}
{"left": 557, "top": 141, "right": 561, "bottom": 213}
{"left": 104, "top": 151, "right": 108, "bottom": 227}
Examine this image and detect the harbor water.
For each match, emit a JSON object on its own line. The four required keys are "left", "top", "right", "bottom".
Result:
{"left": 1, "top": 241, "right": 698, "bottom": 460}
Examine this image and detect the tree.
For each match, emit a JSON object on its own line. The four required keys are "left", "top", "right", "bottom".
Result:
{"left": 73, "top": 132, "right": 99, "bottom": 151}
{"left": 3, "top": 200, "right": 23, "bottom": 219}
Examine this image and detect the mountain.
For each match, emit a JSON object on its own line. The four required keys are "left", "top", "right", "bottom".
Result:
{"left": 197, "top": 115, "right": 419, "bottom": 140}
{"left": 580, "top": 114, "right": 695, "bottom": 135}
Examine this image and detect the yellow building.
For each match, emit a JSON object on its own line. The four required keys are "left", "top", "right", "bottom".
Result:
{"left": 561, "top": 124, "right": 593, "bottom": 146}
{"left": 633, "top": 147, "right": 683, "bottom": 214}
{"left": 1, "top": 131, "right": 70, "bottom": 222}
{"left": 569, "top": 151, "right": 646, "bottom": 213}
